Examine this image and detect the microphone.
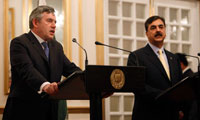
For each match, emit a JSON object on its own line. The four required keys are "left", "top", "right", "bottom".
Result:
{"left": 95, "top": 41, "right": 139, "bottom": 66}
{"left": 72, "top": 38, "right": 88, "bottom": 67}
{"left": 95, "top": 41, "right": 131, "bottom": 53}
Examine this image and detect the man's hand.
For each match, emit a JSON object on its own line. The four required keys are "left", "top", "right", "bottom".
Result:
{"left": 42, "top": 82, "right": 58, "bottom": 95}
{"left": 179, "top": 111, "right": 184, "bottom": 120}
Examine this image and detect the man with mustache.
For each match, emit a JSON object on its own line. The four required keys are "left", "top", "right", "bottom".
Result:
{"left": 3, "top": 6, "right": 81, "bottom": 120}
{"left": 127, "top": 16, "right": 182, "bottom": 120}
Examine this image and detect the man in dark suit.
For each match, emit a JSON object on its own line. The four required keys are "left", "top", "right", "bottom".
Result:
{"left": 175, "top": 53, "right": 198, "bottom": 120}
{"left": 3, "top": 6, "right": 81, "bottom": 120}
{"left": 175, "top": 53, "right": 194, "bottom": 78}
{"left": 127, "top": 16, "right": 182, "bottom": 120}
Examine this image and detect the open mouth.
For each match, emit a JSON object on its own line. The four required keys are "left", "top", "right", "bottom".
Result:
{"left": 50, "top": 30, "right": 55, "bottom": 34}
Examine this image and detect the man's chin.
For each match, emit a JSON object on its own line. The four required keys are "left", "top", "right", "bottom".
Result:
{"left": 49, "top": 35, "right": 55, "bottom": 39}
{"left": 45, "top": 37, "right": 54, "bottom": 41}
{"left": 154, "top": 38, "right": 164, "bottom": 42}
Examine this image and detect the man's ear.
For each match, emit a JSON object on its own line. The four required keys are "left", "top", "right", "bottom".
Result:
{"left": 146, "top": 31, "right": 148, "bottom": 37}
{"left": 32, "top": 18, "right": 39, "bottom": 28}
{"left": 180, "top": 62, "right": 184, "bottom": 70}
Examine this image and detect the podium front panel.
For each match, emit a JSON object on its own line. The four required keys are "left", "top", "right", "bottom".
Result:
{"left": 156, "top": 75, "right": 200, "bottom": 102}
{"left": 85, "top": 65, "right": 145, "bottom": 93}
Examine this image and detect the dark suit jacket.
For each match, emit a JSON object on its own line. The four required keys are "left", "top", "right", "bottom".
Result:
{"left": 3, "top": 31, "right": 81, "bottom": 120}
{"left": 127, "top": 44, "right": 182, "bottom": 120}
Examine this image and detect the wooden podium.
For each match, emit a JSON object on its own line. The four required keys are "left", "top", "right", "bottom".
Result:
{"left": 156, "top": 73, "right": 200, "bottom": 102}
{"left": 48, "top": 65, "right": 146, "bottom": 120}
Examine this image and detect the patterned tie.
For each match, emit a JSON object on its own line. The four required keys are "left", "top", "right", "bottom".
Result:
{"left": 41, "top": 42, "right": 49, "bottom": 60}
{"left": 158, "top": 49, "right": 170, "bottom": 79}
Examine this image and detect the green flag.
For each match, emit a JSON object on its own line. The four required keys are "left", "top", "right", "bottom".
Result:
{"left": 58, "top": 100, "right": 67, "bottom": 120}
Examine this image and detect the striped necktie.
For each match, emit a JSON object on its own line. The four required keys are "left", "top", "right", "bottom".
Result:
{"left": 41, "top": 42, "right": 49, "bottom": 60}
{"left": 158, "top": 49, "right": 170, "bottom": 79}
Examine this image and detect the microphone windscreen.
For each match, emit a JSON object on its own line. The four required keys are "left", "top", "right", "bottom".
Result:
{"left": 95, "top": 41, "right": 103, "bottom": 45}
{"left": 72, "top": 38, "right": 76, "bottom": 42}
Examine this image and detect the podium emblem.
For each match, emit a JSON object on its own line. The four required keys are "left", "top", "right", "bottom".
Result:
{"left": 110, "top": 69, "right": 125, "bottom": 89}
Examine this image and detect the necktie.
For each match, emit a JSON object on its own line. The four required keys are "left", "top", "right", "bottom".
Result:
{"left": 41, "top": 42, "right": 49, "bottom": 59}
{"left": 158, "top": 49, "right": 170, "bottom": 79}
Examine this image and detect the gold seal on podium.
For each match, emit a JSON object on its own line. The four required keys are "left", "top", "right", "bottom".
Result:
{"left": 110, "top": 69, "right": 125, "bottom": 89}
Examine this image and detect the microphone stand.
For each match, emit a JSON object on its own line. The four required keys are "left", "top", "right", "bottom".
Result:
{"left": 95, "top": 41, "right": 140, "bottom": 66}
{"left": 95, "top": 41, "right": 131, "bottom": 53}
{"left": 72, "top": 38, "right": 88, "bottom": 68}
{"left": 73, "top": 39, "right": 102, "bottom": 120}
{"left": 197, "top": 53, "right": 200, "bottom": 76}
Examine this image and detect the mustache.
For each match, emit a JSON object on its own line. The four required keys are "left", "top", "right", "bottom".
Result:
{"left": 154, "top": 32, "right": 162, "bottom": 37}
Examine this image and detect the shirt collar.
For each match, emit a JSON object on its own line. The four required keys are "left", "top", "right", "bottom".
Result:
{"left": 148, "top": 42, "right": 165, "bottom": 56}
{"left": 31, "top": 30, "right": 46, "bottom": 44}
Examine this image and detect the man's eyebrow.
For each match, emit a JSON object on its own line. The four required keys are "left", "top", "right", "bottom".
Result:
{"left": 150, "top": 25, "right": 156, "bottom": 28}
{"left": 150, "top": 24, "right": 164, "bottom": 28}
{"left": 47, "top": 18, "right": 56, "bottom": 23}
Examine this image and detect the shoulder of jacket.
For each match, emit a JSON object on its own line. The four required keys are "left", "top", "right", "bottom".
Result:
{"left": 133, "top": 47, "right": 146, "bottom": 54}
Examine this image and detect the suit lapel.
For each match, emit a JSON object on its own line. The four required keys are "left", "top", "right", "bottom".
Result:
{"left": 27, "top": 31, "right": 49, "bottom": 63}
{"left": 144, "top": 45, "right": 170, "bottom": 81}
{"left": 165, "top": 51, "right": 175, "bottom": 81}
{"left": 48, "top": 41, "right": 55, "bottom": 67}
{"left": 48, "top": 41, "right": 56, "bottom": 82}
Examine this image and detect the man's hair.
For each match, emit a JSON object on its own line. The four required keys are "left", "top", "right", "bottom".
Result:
{"left": 144, "top": 15, "right": 166, "bottom": 32}
{"left": 29, "top": 5, "right": 55, "bottom": 29}
{"left": 175, "top": 53, "right": 188, "bottom": 66}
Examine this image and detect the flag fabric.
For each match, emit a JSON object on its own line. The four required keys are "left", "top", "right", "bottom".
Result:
{"left": 58, "top": 100, "right": 67, "bottom": 120}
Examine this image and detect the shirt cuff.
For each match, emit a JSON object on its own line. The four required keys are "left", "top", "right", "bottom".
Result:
{"left": 38, "top": 82, "right": 50, "bottom": 94}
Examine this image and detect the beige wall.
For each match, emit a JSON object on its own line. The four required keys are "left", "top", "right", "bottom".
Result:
{"left": 0, "top": 0, "right": 26, "bottom": 108}
{"left": 0, "top": 0, "right": 8, "bottom": 107}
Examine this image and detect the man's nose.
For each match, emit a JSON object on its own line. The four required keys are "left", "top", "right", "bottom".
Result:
{"left": 52, "top": 22, "right": 56, "bottom": 28}
{"left": 156, "top": 26, "right": 161, "bottom": 31}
